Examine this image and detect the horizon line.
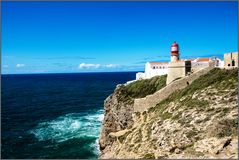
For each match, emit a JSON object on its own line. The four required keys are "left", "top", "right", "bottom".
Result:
{"left": 1, "top": 70, "right": 144, "bottom": 75}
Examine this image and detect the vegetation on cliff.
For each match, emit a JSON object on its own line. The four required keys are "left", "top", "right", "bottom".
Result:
{"left": 99, "top": 74, "right": 167, "bottom": 151}
{"left": 100, "top": 68, "right": 238, "bottom": 159}
{"left": 149, "top": 68, "right": 238, "bottom": 119}
{"left": 117, "top": 75, "right": 167, "bottom": 103}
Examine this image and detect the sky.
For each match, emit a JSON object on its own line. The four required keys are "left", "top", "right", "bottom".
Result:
{"left": 2, "top": 1, "right": 238, "bottom": 74}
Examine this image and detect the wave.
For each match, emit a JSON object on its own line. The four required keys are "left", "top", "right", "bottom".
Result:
{"left": 28, "top": 109, "right": 104, "bottom": 155}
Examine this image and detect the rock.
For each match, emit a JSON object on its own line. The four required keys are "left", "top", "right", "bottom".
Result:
{"left": 99, "top": 68, "right": 238, "bottom": 159}
{"left": 175, "top": 148, "right": 181, "bottom": 154}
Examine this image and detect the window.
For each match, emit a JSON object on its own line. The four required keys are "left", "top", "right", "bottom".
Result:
{"left": 232, "top": 59, "right": 235, "bottom": 66}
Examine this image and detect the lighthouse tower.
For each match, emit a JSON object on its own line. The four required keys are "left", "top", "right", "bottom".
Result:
{"left": 170, "top": 41, "right": 179, "bottom": 62}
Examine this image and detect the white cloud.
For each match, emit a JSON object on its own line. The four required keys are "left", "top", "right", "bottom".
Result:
{"left": 78, "top": 63, "right": 101, "bottom": 69}
{"left": 105, "top": 64, "right": 118, "bottom": 68}
{"left": 16, "top": 64, "right": 25, "bottom": 67}
{"left": 78, "top": 63, "right": 120, "bottom": 69}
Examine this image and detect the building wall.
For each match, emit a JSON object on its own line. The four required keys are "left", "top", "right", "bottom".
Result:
{"left": 135, "top": 56, "right": 224, "bottom": 81}
{"left": 171, "top": 55, "right": 178, "bottom": 62}
{"left": 136, "top": 72, "right": 145, "bottom": 80}
{"left": 218, "top": 61, "right": 224, "bottom": 68}
{"left": 144, "top": 62, "right": 168, "bottom": 79}
{"left": 134, "top": 66, "right": 214, "bottom": 113}
{"left": 224, "top": 52, "right": 238, "bottom": 67}
{"left": 191, "top": 62, "right": 209, "bottom": 72}
{"left": 166, "top": 61, "right": 189, "bottom": 85}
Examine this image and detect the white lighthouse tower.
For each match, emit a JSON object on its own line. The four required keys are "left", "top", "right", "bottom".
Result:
{"left": 170, "top": 41, "right": 179, "bottom": 62}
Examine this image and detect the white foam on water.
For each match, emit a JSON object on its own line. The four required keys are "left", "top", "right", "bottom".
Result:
{"left": 90, "top": 138, "right": 101, "bottom": 156}
{"left": 29, "top": 109, "right": 104, "bottom": 146}
{"left": 28, "top": 109, "right": 104, "bottom": 156}
{"left": 97, "top": 114, "right": 104, "bottom": 121}
{"left": 70, "top": 120, "right": 81, "bottom": 129}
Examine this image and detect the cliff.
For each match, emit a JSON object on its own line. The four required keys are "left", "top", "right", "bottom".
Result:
{"left": 99, "top": 68, "right": 238, "bottom": 159}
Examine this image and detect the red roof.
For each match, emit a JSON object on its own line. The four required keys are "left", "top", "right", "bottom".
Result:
{"left": 171, "top": 41, "right": 178, "bottom": 47}
{"left": 196, "top": 58, "right": 210, "bottom": 62}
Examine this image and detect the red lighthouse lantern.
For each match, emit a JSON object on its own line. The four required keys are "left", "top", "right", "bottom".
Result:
{"left": 170, "top": 41, "right": 179, "bottom": 62}
{"left": 171, "top": 41, "right": 179, "bottom": 56}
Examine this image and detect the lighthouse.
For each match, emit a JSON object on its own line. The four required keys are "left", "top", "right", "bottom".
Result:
{"left": 170, "top": 41, "right": 179, "bottom": 62}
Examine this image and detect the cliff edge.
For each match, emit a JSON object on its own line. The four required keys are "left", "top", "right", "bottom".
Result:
{"left": 99, "top": 68, "right": 238, "bottom": 159}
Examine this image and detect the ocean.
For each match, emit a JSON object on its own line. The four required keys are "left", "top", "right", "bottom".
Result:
{"left": 1, "top": 72, "right": 136, "bottom": 159}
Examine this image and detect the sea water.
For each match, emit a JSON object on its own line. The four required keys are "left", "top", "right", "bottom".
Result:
{"left": 1, "top": 72, "right": 136, "bottom": 158}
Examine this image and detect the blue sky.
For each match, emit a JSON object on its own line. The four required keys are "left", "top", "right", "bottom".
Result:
{"left": 2, "top": 1, "right": 238, "bottom": 74}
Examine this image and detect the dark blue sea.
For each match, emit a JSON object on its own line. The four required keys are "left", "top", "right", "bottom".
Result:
{"left": 1, "top": 72, "right": 136, "bottom": 159}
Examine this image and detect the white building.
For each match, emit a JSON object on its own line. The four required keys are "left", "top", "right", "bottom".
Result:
{"left": 135, "top": 41, "right": 224, "bottom": 80}
{"left": 136, "top": 62, "right": 168, "bottom": 80}
{"left": 136, "top": 57, "right": 224, "bottom": 80}
{"left": 191, "top": 57, "right": 224, "bottom": 72}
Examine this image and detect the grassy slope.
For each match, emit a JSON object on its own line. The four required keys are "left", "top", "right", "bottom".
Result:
{"left": 149, "top": 68, "right": 238, "bottom": 121}
{"left": 116, "top": 68, "right": 238, "bottom": 158}
{"left": 117, "top": 75, "right": 167, "bottom": 103}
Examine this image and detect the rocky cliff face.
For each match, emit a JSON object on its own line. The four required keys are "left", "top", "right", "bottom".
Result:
{"left": 99, "top": 68, "right": 238, "bottom": 159}
{"left": 99, "top": 75, "right": 167, "bottom": 151}
{"left": 99, "top": 85, "right": 135, "bottom": 151}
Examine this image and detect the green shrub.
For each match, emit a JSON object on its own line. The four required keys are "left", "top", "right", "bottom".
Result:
{"left": 216, "top": 118, "right": 238, "bottom": 138}
{"left": 149, "top": 68, "right": 238, "bottom": 114}
{"left": 133, "top": 128, "right": 143, "bottom": 143}
{"left": 186, "top": 130, "right": 198, "bottom": 139}
{"left": 143, "top": 153, "right": 155, "bottom": 159}
{"left": 135, "top": 112, "right": 141, "bottom": 117}
{"left": 116, "top": 75, "right": 167, "bottom": 104}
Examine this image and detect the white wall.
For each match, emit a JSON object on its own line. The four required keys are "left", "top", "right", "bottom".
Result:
{"left": 191, "top": 62, "right": 209, "bottom": 67}
{"left": 145, "top": 62, "right": 168, "bottom": 79}
{"left": 219, "top": 61, "right": 224, "bottom": 68}
{"left": 171, "top": 56, "right": 178, "bottom": 62}
{"left": 136, "top": 72, "right": 145, "bottom": 80}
